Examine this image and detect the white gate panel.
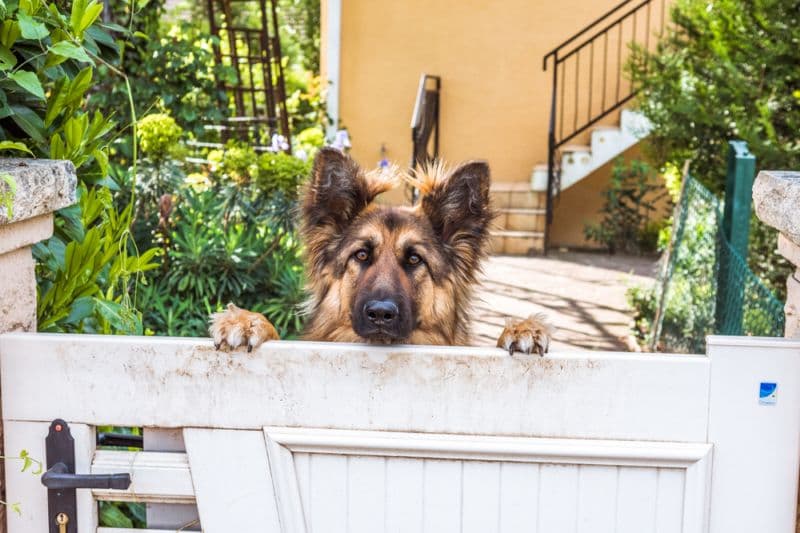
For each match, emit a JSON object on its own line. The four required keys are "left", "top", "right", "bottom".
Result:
{"left": 421, "top": 459, "right": 461, "bottom": 533}
{"left": 0, "top": 333, "right": 712, "bottom": 441}
{"left": 1, "top": 333, "right": 798, "bottom": 532}
{"left": 461, "top": 460, "right": 501, "bottom": 533}
{"left": 262, "top": 427, "right": 712, "bottom": 533}
{"left": 346, "top": 456, "right": 386, "bottom": 533}
{"left": 4, "top": 420, "right": 96, "bottom": 532}
{"left": 537, "top": 464, "right": 579, "bottom": 531}
{"left": 706, "top": 336, "right": 800, "bottom": 533}
{"left": 183, "top": 428, "right": 281, "bottom": 532}
{"left": 576, "top": 465, "right": 618, "bottom": 533}
{"left": 615, "top": 467, "right": 659, "bottom": 532}
{"left": 384, "top": 457, "right": 424, "bottom": 532}
{"left": 498, "top": 462, "right": 540, "bottom": 532}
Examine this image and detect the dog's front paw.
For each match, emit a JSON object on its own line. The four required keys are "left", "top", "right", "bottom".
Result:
{"left": 209, "top": 303, "right": 279, "bottom": 352}
{"left": 496, "top": 313, "right": 553, "bottom": 356}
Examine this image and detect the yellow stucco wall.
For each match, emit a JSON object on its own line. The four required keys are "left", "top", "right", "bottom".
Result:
{"left": 550, "top": 144, "right": 672, "bottom": 249}
{"left": 325, "top": 0, "right": 647, "bottom": 180}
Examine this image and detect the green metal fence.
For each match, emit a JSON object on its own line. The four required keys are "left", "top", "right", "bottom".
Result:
{"left": 650, "top": 144, "right": 785, "bottom": 353}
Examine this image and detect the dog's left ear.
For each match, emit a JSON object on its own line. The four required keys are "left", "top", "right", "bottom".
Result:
{"left": 420, "top": 161, "right": 494, "bottom": 270}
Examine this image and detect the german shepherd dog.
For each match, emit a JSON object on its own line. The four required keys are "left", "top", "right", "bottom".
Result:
{"left": 209, "top": 148, "right": 551, "bottom": 355}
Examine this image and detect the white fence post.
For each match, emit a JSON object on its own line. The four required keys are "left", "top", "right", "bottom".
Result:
{"left": 706, "top": 336, "right": 800, "bottom": 533}
{"left": 0, "top": 159, "right": 77, "bottom": 533}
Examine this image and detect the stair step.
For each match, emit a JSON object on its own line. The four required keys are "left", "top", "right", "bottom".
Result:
{"left": 490, "top": 181, "right": 532, "bottom": 192}
{"left": 489, "top": 230, "right": 545, "bottom": 256}
{"left": 492, "top": 230, "right": 545, "bottom": 238}
{"left": 497, "top": 207, "right": 546, "bottom": 215}
{"left": 496, "top": 208, "right": 546, "bottom": 232}
{"left": 560, "top": 144, "right": 591, "bottom": 153}
{"left": 491, "top": 185, "right": 546, "bottom": 209}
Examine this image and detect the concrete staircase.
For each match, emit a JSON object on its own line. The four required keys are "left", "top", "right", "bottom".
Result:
{"left": 491, "top": 109, "right": 651, "bottom": 255}
{"left": 530, "top": 109, "right": 652, "bottom": 192}
{"left": 489, "top": 182, "right": 546, "bottom": 255}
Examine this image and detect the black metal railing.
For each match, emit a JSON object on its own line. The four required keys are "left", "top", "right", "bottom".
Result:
{"left": 409, "top": 74, "right": 441, "bottom": 202}
{"left": 542, "top": 0, "right": 667, "bottom": 250}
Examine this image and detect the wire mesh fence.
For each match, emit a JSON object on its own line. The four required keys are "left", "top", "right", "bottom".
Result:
{"left": 650, "top": 175, "right": 784, "bottom": 353}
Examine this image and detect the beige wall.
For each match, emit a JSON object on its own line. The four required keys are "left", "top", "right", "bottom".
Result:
{"left": 325, "top": 0, "right": 648, "bottom": 181}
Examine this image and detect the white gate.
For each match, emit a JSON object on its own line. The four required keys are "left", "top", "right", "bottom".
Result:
{"left": 1, "top": 333, "right": 798, "bottom": 533}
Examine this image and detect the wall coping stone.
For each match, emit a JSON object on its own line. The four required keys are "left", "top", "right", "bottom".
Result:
{"left": 752, "top": 170, "right": 800, "bottom": 246}
{"left": 0, "top": 159, "right": 77, "bottom": 226}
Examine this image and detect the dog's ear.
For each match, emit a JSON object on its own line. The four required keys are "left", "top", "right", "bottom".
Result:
{"left": 302, "top": 147, "right": 393, "bottom": 231}
{"left": 420, "top": 161, "right": 494, "bottom": 272}
{"left": 301, "top": 148, "right": 393, "bottom": 270}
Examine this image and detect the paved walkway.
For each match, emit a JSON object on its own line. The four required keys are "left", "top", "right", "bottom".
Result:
{"left": 473, "top": 251, "right": 659, "bottom": 351}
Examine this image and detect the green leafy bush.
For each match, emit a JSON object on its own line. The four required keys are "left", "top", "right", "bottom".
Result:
{"left": 584, "top": 159, "right": 667, "bottom": 254}
{"left": 137, "top": 112, "right": 183, "bottom": 161}
{"left": 629, "top": 0, "right": 794, "bottom": 295}
{"left": 140, "top": 186, "right": 306, "bottom": 338}
{"left": 89, "top": 19, "right": 233, "bottom": 144}
{"left": 256, "top": 151, "right": 311, "bottom": 198}
{"left": 1, "top": 0, "right": 160, "bottom": 334}
{"left": 208, "top": 140, "right": 310, "bottom": 196}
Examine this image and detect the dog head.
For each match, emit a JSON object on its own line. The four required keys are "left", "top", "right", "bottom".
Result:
{"left": 300, "top": 148, "right": 494, "bottom": 345}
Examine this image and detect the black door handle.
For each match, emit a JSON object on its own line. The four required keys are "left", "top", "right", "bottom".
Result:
{"left": 43, "top": 419, "right": 133, "bottom": 533}
{"left": 41, "top": 462, "right": 131, "bottom": 491}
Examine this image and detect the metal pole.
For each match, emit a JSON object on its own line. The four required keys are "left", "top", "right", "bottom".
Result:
{"left": 714, "top": 140, "right": 756, "bottom": 335}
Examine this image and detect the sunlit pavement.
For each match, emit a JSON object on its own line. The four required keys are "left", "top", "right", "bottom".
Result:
{"left": 474, "top": 251, "right": 658, "bottom": 352}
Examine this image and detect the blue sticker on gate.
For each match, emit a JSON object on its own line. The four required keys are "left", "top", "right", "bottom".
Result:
{"left": 759, "top": 382, "right": 777, "bottom": 405}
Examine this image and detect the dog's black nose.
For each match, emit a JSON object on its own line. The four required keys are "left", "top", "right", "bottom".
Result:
{"left": 364, "top": 300, "right": 399, "bottom": 326}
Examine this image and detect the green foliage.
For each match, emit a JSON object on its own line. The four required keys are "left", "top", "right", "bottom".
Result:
{"left": 210, "top": 141, "right": 259, "bottom": 185}
{"left": 0, "top": 0, "right": 116, "bottom": 183}
{"left": 0, "top": 449, "right": 44, "bottom": 516}
{"left": 629, "top": 0, "right": 795, "bottom": 295}
{"left": 584, "top": 159, "right": 667, "bottom": 254}
{"left": 629, "top": 175, "right": 784, "bottom": 352}
{"left": 99, "top": 501, "right": 145, "bottom": 529}
{"left": 137, "top": 112, "right": 183, "bottom": 160}
{"left": 34, "top": 185, "right": 160, "bottom": 333}
{"left": 209, "top": 140, "right": 311, "bottom": 198}
{"left": 280, "top": 0, "right": 320, "bottom": 74}
{"left": 140, "top": 186, "right": 306, "bottom": 338}
{"left": 89, "top": 20, "right": 232, "bottom": 141}
{"left": 256, "top": 150, "right": 311, "bottom": 198}
{"left": 1, "top": 0, "right": 160, "bottom": 335}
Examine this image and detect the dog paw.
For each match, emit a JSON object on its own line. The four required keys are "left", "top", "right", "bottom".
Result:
{"left": 209, "top": 303, "right": 279, "bottom": 352}
{"left": 496, "top": 313, "right": 553, "bottom": 356}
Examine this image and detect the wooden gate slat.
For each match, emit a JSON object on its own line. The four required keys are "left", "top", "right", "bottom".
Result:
{"left": 183, "top": 428, "right": 281, "bottom": 532}
{"left": 92, "top": 450, "right": 194, "bottom": 503}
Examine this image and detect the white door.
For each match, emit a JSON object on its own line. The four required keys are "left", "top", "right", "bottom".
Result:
{"left": 1, "top": 333, "right": 798, "bottom": 532}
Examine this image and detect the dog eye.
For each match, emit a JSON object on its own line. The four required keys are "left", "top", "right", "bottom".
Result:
{"left": 354, "top": 249, "right": 370, "bottom": 262}
{"left": 407, "top": 253, "right": 423, "bottom": 266}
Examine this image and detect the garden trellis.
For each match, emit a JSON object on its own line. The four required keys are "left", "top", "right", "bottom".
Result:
{"left": 206, "top": 0, "right": 292, "bottom": 149}
{"left": 650, "top": 143, "right": 785, "bottom": 353}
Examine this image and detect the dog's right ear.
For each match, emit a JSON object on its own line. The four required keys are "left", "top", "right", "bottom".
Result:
{"left": 302, "top": 147, "right": 393, "bottom": 232}
{"left": 301, "top": 148, "right": 393, "bottom": 270}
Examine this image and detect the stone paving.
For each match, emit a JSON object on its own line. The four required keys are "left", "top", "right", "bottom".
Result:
{"left": 473, "top": 251, "right": 659, "bottom": 351}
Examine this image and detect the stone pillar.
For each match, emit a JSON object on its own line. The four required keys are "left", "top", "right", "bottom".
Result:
{"left": 0, "top": 159, "right": 77, "bottom": 531}
{"left": 753, "top": 171, "right": 800, "bottom": 338}
{"left": 752, "top": 170, "right": 800, "bottom": 533}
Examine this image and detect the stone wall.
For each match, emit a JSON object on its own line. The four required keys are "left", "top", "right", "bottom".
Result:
{"left": 0, "top": 159, "right": 77, "bottom": 532}
{"left": 752, "top": 169, "right": 800, "bottom": 533}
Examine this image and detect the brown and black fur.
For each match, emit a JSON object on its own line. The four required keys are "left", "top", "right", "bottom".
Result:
{"left": 209, "top": 148, "right": 551, "bottom": 355}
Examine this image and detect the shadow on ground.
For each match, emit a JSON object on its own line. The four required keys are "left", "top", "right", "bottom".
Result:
{"left": 473, "top": 251, "right": 658, "bottom": 351}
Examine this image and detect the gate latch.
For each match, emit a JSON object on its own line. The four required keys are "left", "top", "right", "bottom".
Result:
{"left": 41, "top": 419, "right": 131, "bottom": 533}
